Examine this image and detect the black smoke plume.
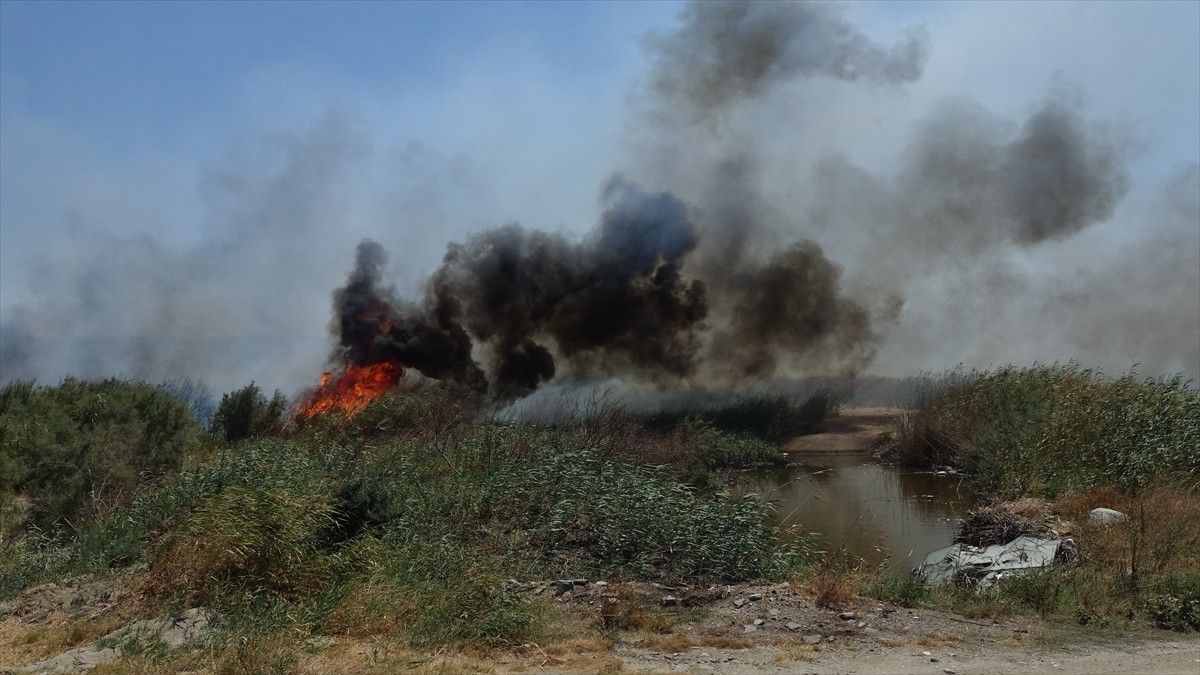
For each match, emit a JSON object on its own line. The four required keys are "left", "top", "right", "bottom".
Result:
{"left": 328, "top": 176, "right": 878, "bottom": 399}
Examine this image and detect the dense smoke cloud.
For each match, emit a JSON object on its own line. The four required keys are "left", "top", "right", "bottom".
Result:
{"left": 1, "top": 1, "right": 1196, "bottom": 396}
{"left": 330, "top": 174, "right": 877, "bottom": 399}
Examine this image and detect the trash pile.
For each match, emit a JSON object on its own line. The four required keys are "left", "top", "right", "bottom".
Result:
{"left": 918, "top": 536, "right": 1073, "bottom": 589}
{"left": 916, "top": 500, "right": 1128, "bottom": 589}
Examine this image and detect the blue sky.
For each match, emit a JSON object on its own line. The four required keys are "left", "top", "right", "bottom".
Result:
{"left": 1, "top": 1, "right": 1198, "bottom": 392}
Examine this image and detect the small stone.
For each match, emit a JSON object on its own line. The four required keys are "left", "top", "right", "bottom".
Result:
{"left": 744, "top": 624, "right": 758, "bottom": 633}
{"left": 573, "top": 578, "right": 589, "bottom": 587}
{"left": 593, "top": 580, "right": 608, "bottom": 587}
{"left": 753, "top": 619, "right": 765, "bottom": 626}
{"left": 769, "top": 608, "right": 779, "bottom": 616}
{"left": 304, "top": 636, "right": 333, "bottom": 649}
{"left": 786, "top": 622, "right": 802, "bottom": 631}
{"left": 922, "top": 651, "right": 932, "bottom": 656}
{"left": 839, "top": 611, "right": 857, "bottom": 620}
{"left": 734, "top": 598, "right": 749, "bottom": 608}
{"left": 1088, "top": 507, "right": 1127, "bottom": 525}
{"left": 931, "top": 657, "right": 940, "bottom": 662}
{"left": 555, "top": 580, "right": 574, "bottom": 596}
{"left": 803, "top": 635, "right": 822, "bottom": 645}
{"left": 748, "top": 593, "right": 764, "bottom": 601}
{"left": 857, "top": 621, "right": 866, "bottom": 628}
{"left": 944, "top": 670, "right": 957, "bottom": 675}
{"left": 661, "top": 596, "right": 678, "bottom": 607}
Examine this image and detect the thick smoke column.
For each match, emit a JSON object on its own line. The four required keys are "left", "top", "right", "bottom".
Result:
{"left": 333, "top": 240, "right": 485, "bottom": 391}
{"left": 328, "top": 175, "right": 879, "bottom": 398}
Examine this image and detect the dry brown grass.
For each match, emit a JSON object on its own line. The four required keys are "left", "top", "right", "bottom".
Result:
{"left": 876, "top": 637, "right": 905, "bottom": 648}
{"left": 916, "top": 632, "right": 961, "bottom": 648}
{"left": 644, "top": 632, "right": 696, "bottom": 653}
{"left": 0, "top": 614, "right": 130, "bottom": 669}
{"left": 804, "top": 571, "right": 864, "bottom": 609}
{"left": 1053, "top": 487, "right": 1122, "bottom": 517}
{"left": 595, "top": 588, "right": 675, "bottom": 634}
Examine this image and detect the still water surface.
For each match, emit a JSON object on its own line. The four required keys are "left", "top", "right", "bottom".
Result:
{"left": 743, "top": 455, "right": 976, "bottom": 570}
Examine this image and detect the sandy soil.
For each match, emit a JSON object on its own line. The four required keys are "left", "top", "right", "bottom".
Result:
{"left": 782, "top": 408, "right": 899, "bottom": 455}
{"left": 587, "top": 581, "right": 1200, "bottom": 674}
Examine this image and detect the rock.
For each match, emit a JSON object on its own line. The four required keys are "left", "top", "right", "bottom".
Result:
{"left": 944, "top": 670, "right": 957, "bottom": 675}
{"left": 839, "top": 611, "right": 857, "bottom": 620}
{"left": 661, "top": 596, "right": 678, "bottom": 607}
{"left": 594, "top": 580, "right": 608, "bottom": 587}
{"left": 733, "top": 598, "right": 750, "bottom": 608}
{"left": 555, "top": 580, "right": 574, "bottom": 596}
{"left": 748, "top": 593, "right": 764, "bottom": 601}
{"left": 931, "top": 657, "right": 940, "bottom": 662}
{"left": 1088, "top": 508, "right": 1128, "bottom": 525}
{"left": 753, "top": 619, "right": 765, "bottom": 626}
{"left": 743, "top": 624, "right": 758, "bottom": 633}
{"left": 803, "top": 635, "right": 823, "bottom": 645}
{"left": 786, "top": 622, "right": 802, "bottom": 631}
{"left": 304, "top": 635, "right": 333, "bottom": 649}
{"left": 769, "top": 608, "right": 780, "bottom": 616}
{"left": 573, "top": 578, "right": 589, "bottom": 586}
{"left": 14, "top": 608, "right": 211, "bottom": 674}
{"left": 856, "top": 621, "right": 866, "bottom": 628}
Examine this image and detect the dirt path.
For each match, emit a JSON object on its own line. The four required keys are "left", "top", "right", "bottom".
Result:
{"left": 783, "top": 407, "right": 898, "bottom": 455}
{"left": 592, "top": 580, "right": 1199, "bottom": 674}
{"left": 609, "top": 632, "right": 1200, "bottom": 674}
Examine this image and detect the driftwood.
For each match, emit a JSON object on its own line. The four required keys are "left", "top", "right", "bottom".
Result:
{"left": 955, "top": 498, "right": 1055, "bottom": 547}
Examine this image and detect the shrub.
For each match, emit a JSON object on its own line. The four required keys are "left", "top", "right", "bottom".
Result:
{"left": 210, "top": 382, "right": 287, "bottom": 443}
{"left": 886, "top": 364, "right": 1199, "bottom": 497}
{"left": 0, "top": 378, "right": 201, "bottom": 526}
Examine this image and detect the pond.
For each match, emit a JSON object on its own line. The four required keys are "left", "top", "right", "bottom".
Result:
{"left": 741, "top": 454, "right": 976, "bottom": 571}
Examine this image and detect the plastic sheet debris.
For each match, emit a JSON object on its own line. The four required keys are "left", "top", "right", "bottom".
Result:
{"left": 918, "top": 535, "right": 1069, "bottom": 589}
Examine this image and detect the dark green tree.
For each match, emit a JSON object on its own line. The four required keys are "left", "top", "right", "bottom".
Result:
{"left": 210, "top": 382, "right": 287, "bottom": 444}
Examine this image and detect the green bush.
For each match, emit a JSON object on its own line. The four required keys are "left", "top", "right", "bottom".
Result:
{"left": 890, "top": 365, "right": 1199, "bottom": 497}
{"left": 210, "top": 382, "right": 287, "bottom": 444}
{"left": 0, "top": 378, "right": 201, "bottom": 526}
{"left": 1145, "top": 574, "right": 1200, "bottom": 631}
{"left": 634, "top": 391, "right": 835, "bottom": 442}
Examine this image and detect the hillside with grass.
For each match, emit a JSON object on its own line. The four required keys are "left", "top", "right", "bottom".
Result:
{"left": 1, "top": 368, "right": 1197, "bottom": 673}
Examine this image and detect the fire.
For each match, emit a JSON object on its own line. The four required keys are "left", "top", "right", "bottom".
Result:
{"left": 296, "top": 361, "right": 404, "bottom": 419}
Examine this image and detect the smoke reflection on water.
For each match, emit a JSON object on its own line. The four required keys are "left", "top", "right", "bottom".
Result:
{"left": 741, "top": 455, "right": 976, "bottom": 571}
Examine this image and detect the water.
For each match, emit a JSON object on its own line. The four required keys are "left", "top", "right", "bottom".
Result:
{"left": 742, "top": 455, "right": 976, "bottom": 570}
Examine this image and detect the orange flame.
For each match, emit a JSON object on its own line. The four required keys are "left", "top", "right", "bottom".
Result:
{"left": 296, "top": 361, "right": 404, "bottom": 419}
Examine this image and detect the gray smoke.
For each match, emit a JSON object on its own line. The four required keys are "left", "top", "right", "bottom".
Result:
{"left": 1, "top": 1, "right": 1194, "bottom": 397}
{"left": 648, "top": 1, "right": 927, "bottom": 117}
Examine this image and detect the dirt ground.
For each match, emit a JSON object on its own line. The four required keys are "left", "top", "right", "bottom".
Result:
{"left": 5, "top": 577, "right": 1197, "bottom": 675}
{"left": 578, "top": 581, "right": 1200, "bottom": 675}
{"left": 783, "top": 407, "right": 898, "bottom": 455}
